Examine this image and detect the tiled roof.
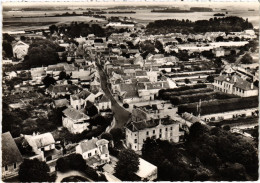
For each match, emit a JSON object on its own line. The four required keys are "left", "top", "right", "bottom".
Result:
{"left": 145, "top": 82, "right": 169, "bottom": 90}
{"left": 119, "top": 83, "right": 139, "bottom": 98}
{"left": 2, "top": 132, "right": 23, "bottom": 166}
{"left": 25, "top": 133, "right": 55, "bottom": 149}
{"left": 63, "top": 107, "right": 89, "bottom": 121}
{"left": 79, "top": 138, "right": 98, "bottom": 153}
{"left": 47, "top": 84, "right": 79, "bottom": 94}
{"left": 47, "top": 65, "right": 64, "bottom": 71}
{"left": 99, "top": 95, "right": 110, "bottom": 103}
{"left": 54, "top": 98, "right": 69, "bottom": 108}
{"left": 215, "top": 75, "right": 258, "bottom": 91}
{"left": 126, "top": 117, "right": 179, "bottom": 132}
{"left": 71, "top": 90, "right": 91, "bottom": 100}
{"left": 135, "top": 70, "right": 147, "bottom": 76}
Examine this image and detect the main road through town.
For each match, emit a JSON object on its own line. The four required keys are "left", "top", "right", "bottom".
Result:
{"left": 97, "top": 64, "right": 131, "bottom": 129}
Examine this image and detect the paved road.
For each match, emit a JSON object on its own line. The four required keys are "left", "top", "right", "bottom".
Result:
{"left": 55, "top": 170, "right": 94, "bottom": 182}
{"left": 97, "top": 65, "right": 131, "bottom": 129}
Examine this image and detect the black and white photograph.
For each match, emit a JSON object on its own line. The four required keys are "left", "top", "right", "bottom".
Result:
{"left": 1, "top": 0, "right": 259, "bottom": 182}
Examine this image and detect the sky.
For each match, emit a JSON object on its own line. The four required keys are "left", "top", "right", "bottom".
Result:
{"left": 2, "top": 1, "right": 259, "bottom": 10}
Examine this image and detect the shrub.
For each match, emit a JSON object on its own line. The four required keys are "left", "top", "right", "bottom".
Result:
{"left": 178, "top": 96, "right": 258, "bottom": 115}
{"left": 123, "top": 103, "right": 129, "bottom": 108}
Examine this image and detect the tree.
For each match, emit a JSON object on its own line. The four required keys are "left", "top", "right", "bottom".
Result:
{"left": 155, "top": 40, "right": 164, "bottom": 53}
{"left": 101, "top": 132, "right": 113, "bottom": 141}
{"left": 58, "top": 71, "right": 68, "bottom": 80}
{"left": 206, "top": 75, "right": 214, "bottom": 83}
{"left": 216, "top": 36, "right": 224, "bottom": 42}
{"left": 110, "top": 128, "right": 123, "bottom": 143}
{"left": 2, "top": 41, "right": 13, "bottom": 58}
{"left": 49, "top": 25, "right": 58, "bottom": 34}
{"left": 85, "top": 101, "right": 98, "bottom": 117}
{"left": 24, "top": 40, "right": 60, "bottom": 68}
{"left": 3, "top": 33, "right": 15, "bottom": 42}
{"left": 20, "top": 36, "right": 26, "bottom": 41}
{"left": 184, "top": 78, "right": 190, "bottom": 84}
{"left": 56, "top": 157, "right": 70, "bottom": 172}
{"left": 42, "top": 74, "right": 56, "bottom": 88}
{"left": 19, "top": 159, "right": 50, "bottom": 182}
{"left": 240, "top": 53, "right": 253, "bottom": 64}
{"left": 115, "top": 149, "right": 140, "bottom": 181}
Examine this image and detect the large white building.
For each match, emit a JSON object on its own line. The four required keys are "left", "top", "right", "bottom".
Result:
{"left": 213, "top": 74, "right": 258, "bottom": 97}
{"left": 125, "top": 117, "right": 180, "bottom": 151}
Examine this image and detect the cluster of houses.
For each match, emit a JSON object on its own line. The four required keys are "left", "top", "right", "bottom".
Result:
{"left": 2, "top": 16, "right": 259, "bottom": 182}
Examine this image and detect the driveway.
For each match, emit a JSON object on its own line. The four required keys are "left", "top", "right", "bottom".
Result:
{"left": 55, "top": 170, "right": 94, "bottom": 182}
{"left": 97, "top": 65, "right": 131, "bottom": 129}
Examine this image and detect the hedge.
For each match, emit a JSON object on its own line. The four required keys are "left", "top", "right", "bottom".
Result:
{"left": 178, "top": 96, "right": 258, "bottom": 115}
{"left": 170, "top": 92, "right": 238, "bottom": 105}
{"left": 158, "top": 84, "right": 208, "bottom": 99}
{"left": 160, "top": 88, "right": 213, "bottom": 100}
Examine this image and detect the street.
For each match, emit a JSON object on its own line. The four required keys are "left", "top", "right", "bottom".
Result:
{"left": 97, "top": 65, "right": 131, "bottom": 129}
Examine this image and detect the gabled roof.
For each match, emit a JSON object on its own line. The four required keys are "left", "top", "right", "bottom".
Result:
{"left": 215, "top": 75, "right": 258, "bottom": 91}
{"left": 47, "top": 84, "right": 79, "bottom": 94}
{"left": 99, "top": 95, "right": 110, "bottom": 103}
{"left": 63, "top": 107, "right": 89, "bottom": 121}
{"left": 135, "top": 70, "right": 147, "bottom": 77}
{"left": 71, "top": 90, "right": 92, "bottom": 100}
{"left": 126, "top": 117, "right": 179, "bottom": 132}
{"left": 79, "top": 138, "right": 98, "bottom": 153}
{"left": 25, "top": 132, "right": 55, "bottom": 149}
{"left": 53, "top": 98, "right": 69, "bottom": 108}
{"left": 2, "top": 132, "right": 23, "bottom": 166}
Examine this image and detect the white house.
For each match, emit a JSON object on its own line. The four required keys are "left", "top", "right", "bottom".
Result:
{"left": 125, "top": 117, "right": 181, "bottom": 151}
{"left": 70, "top": 90, "right": 96, "bottom": 110}
{"left": 62, "top": 107, "right": 90, "bottom": 134}
{"left": 12, "top": 41, "right": 29, "bottom": 59}
{"left": 2, "top": 132, "right": 23, "bottom": 180}
{"left": 213, "top": 74, "right": 258, "bottom": 97}
{"left": 76, "top": 138, "right": 110, "bottom": 165}
{"left": 95, "top": 95, "right": 112, "bottom": 112}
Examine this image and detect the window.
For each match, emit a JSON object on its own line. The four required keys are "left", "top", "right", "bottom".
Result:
{"left": 135, "top": 133, "right": 137, "bottom": 136}
{"left": 165, "top": 128, "right": 168, "bottom": 131}
{"left": 159, "top": 134, "right": 162, "bottom": 138}
{"left": 134, "top": 139, "right": 137, "bottom": 143}
{"left": 170, "top": 132, "right": 173, "bottom": 136}
{"left": 88, "top": 153, "right": 92, "bottom": 157}
{"left": 146, "top": 131, "right": 149, "bottom": 135}
{"left": 5, "top": 165, "right": 8, "bottom": 171}
{"left": 14, "top": 163, "right": 16, "bottom": 169}
{"left": 153, "top": 130, "right": 155, "bottom": 134}
{"left": 170, "top": 127, "right": 173, "bottom": 130}
{"left": 159, "top": 129, "right": 162, "bottom": 133}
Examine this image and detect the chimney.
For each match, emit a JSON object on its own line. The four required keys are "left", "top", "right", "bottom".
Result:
{"left": 234, "top": 76, "right": 237, "bottom": 83}
{"left": 251, "top": 83, "right": 254, "bottom": 90}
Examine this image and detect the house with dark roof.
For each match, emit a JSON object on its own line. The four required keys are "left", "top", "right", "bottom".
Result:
{"left": 95, "top": 95, "right": 112, "bottom": 113}
{"left": 125, "top": 117, "right": 181, "bottom": 151}
{"left": 76, "top": 138, "right": 110, "bottom": 167}
{"left": 70, "top": 90, "right": 95, "bottom": 110}
{"left": 62, "top": 106, "right": 90, "bottom": 134}
{"left": 213, "top": 74, "right": 258, "bottom": 97}
{"left": 46, "top": 84, "right": 81, "bottom": 98}
{"left": 2, "top": 132, "right": 23, "bottom": 179}
{"left": 52, "top": 98, "right": 69, "bottom": 108}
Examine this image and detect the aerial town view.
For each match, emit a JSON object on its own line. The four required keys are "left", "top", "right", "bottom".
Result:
{"left": 1, "top": 1, "right": 259, "bottom": 182}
